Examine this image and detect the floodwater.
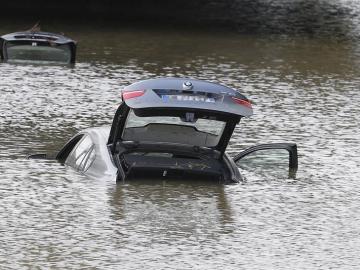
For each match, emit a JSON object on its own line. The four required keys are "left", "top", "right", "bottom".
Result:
{"left": 1, "top": 1, "right": 360, "bottom": 269}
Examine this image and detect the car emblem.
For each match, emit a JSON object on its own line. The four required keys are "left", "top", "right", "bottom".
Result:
{"left": 183, "top": 81, "right": 193, "bottom": 90}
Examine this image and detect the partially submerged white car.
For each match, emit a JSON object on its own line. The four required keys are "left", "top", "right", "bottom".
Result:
{"left": 32, "top": 78, "right": 298, "bottom": 183}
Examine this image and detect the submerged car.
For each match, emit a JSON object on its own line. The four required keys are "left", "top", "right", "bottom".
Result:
{"left": 31, "top": 78, "right": 298, "bottom": 183}
{"left": 0, "top": 31, "right": 76, "bottom": 64}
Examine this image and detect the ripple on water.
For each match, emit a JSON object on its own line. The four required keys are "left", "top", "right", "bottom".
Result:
{"left": 1, "top": 16, "right": 360, "bottom": 269}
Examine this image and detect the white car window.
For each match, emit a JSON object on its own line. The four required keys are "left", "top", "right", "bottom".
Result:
{"left": 65, "top": 135, "right": 94, "bottom": 171}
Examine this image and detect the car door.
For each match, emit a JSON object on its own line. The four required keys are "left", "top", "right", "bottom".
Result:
{"left": 233, "top": 143, "right": 298, "bottom": 178}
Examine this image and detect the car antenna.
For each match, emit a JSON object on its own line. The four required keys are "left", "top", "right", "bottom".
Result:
{"left": 27, "top": 21, "right": 41, "bottom": 33}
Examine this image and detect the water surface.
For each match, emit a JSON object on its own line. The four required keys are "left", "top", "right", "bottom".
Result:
{"left": 1, "top": 2, "right": 360, "bottom": 269}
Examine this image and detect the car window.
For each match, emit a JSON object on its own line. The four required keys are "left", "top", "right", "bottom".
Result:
{"left": 65, "top": 135, "right": 94, "bottom": 171}
{"left": 122, "top": 109, "right": 226, "bottom": 147}
{"left": 5, "top": 41, "right": 72, "bottom": 63}
{"left": 79, "top": 147, "right": 96, "bottom": 172}
{"left": 236, "top": 148, "right": 290, "bottom": 178}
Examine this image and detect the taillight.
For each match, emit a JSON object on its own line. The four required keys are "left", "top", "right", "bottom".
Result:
{"left": 122, "top": 90, "right": 145, "bottom": 100}
{"left": 232, "top": 97, "right": 252, "bottom": 108}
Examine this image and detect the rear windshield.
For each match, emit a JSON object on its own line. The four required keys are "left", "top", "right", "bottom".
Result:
{"left": 122, "top": 110, "right": 226, "bottom": 147}
{"left": 5, "top": 41, "right": 72, "bottom": 63}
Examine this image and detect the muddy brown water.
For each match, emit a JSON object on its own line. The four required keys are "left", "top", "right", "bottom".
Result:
{"left": 1, "top": 1, "right": 360, "bottom": 269}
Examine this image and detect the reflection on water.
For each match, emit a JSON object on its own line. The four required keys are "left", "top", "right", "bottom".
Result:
{"left": 1, "top": 2, "right": 360, "bottom": 268}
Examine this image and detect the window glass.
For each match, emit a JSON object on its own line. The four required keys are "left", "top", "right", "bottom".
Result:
{"left": 65, "top": 136, "right": 94, "bottom": 171}
{"left": 5, "top": 41, "right": 71, "bottom": 63}
{"left": 236, "top": 149, "right": 290, "bottom": 178}
{"left": 122, "top": 110, "right": 226, "bottom": 147}
{"left": 79, "top": 147, "right": 96, "bottom": 172}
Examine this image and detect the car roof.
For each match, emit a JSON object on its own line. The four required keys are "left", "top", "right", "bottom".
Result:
{"left": 1, "top": 31, "right": 76, "bottom": 45}
{"left": 122, "top": 78, "right": 253, "bottom": 117}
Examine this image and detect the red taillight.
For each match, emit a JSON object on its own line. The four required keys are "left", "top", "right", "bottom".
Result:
{"left": 232, "top": 97, "right": 252, "bottom": 108}
{"left": 122, "top": 90, "right": 145, "bottom": 100}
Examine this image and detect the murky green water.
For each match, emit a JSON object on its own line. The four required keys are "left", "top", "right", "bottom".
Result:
{"left": 1, "top": 2, "right": 360, "bottom": 269}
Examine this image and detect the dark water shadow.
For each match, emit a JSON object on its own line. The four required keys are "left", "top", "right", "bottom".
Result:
{"left": 230, "top": 0, "right": 355, "bottom": 37}
{"left": 1, "top": 0, "right": 357, "bottom": 38}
